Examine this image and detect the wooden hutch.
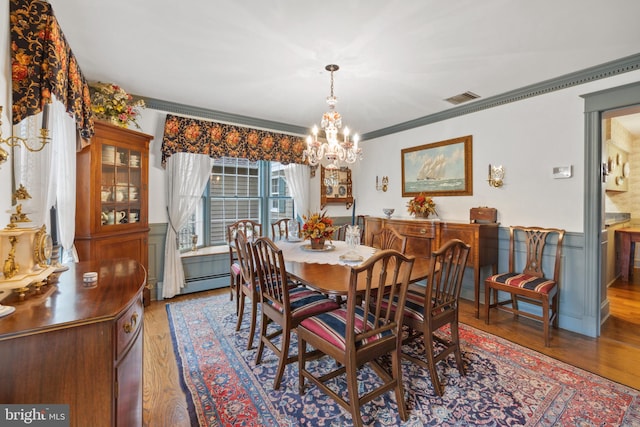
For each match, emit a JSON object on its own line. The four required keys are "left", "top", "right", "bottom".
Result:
{"left": 75, "top": 121, "right": 152, "bottom": 301}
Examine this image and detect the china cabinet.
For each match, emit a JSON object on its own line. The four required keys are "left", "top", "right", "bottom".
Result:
{"left": 75, "top": 121, "right": 152, "bottom": 288}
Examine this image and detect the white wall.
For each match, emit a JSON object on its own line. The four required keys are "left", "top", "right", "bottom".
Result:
{"left": 352, "top": 70, "right": 640, "bottom": 233}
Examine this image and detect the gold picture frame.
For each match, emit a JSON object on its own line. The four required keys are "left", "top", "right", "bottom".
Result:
{"left": 401, "top": 135, "right": 473, "bottom": 197}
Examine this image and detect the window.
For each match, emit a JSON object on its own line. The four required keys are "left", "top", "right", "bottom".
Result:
{"left": 178, "top": 157, "right": 294, "bottom": 250}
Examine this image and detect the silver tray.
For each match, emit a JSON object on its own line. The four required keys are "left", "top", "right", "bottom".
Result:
{"left": 300, "top": 244, "right": 335, "bottom": 252}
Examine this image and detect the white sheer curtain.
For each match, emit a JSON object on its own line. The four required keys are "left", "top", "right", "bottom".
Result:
{"left": 51, "top": 99, "right": 78, "bottom": 262}
{"left": 13, "top": 111, "right": 53, "bottom": 226}
{"left": 284, "top": 163, "right": 310, "bottom": 220}
{"left": 163, "top": 152, "right": 212, "bottom": 298}
{"left": 12, "top": 96, "right": 77, "bottom": 262}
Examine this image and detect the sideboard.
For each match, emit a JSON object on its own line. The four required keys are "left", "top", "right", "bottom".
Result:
{"left": 0, "top": 258, "right": 146, "bottom": 427}
{"left": 365, "top": 216, "right": 499, "bottom": 317}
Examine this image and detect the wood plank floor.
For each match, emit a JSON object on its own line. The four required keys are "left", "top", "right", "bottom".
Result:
{"left": 143, "top": 276, "right": 640, "bottom": 426}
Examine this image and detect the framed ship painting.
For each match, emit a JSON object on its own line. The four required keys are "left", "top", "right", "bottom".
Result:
{"left": 401, "top": 135, "right": 473, "bottom": 197}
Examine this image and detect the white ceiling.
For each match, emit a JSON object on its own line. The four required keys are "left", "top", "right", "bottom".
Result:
{"left": 48, "top": 0, "right": 640, "bottom": 137}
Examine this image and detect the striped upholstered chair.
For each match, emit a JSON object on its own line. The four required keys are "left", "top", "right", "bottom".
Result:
{"left": 227, "top": 219, "right": 262, "bottom": 313}
{"left": 484, "top": 226, "right": 565, "bottom": 347}
{"left": 252, "top": 236, "right": 340, "bottom": 390}
{"left": 396, "top": 239, "right": 471, "bottom": 396}
{"left": 297, "top": 249, "right": 415, "bottom": 427}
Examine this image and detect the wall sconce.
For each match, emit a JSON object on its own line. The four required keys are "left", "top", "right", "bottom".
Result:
{"left": 376, "top": 175, "right": 388, "bottom": 192}
{"left": 488, "top": 164, "right": 504, "bottom": 188}
{"left": 0, "top": 105, "right": 50, "bottom": 165}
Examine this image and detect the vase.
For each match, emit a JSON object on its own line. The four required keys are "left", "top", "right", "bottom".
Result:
{"left": 415, "top": 212, "right": 430, "bottom": 218}
{"left": 310, "top": 237, "right": 325, "bottom": 249}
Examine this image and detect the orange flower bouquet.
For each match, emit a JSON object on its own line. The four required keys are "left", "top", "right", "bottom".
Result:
{"left": 406, "top": 193, "right": 437, "bottom": 217}
{"left": 302, "top": 211, "right": 335, "bottom": 248}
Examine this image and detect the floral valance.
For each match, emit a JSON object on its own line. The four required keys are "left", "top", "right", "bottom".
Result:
{"left": 10, "top": 0, "right": 94, "bottom": 139}
{"left": 161, "top": 114, "right": 308, "bottom": 167}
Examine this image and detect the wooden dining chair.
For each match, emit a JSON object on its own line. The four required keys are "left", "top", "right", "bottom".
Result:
{"left": 252, "top": 236, "right": 340, "bottom": 390}
{"left": 271, "top": 218, "right": 300, "bottom": 241}
{"left": 227, "top": 219, "right": 262, "bottom": 312}
{"left": 333, "top": 224, "right": 348, "bottom": 241}
{"left": 234, "top": 230, "right": 260, "bottom": 350}
{"left": 297, "top": 249, "right": 415, "bottom": 427}
{"left": 371, "top": 226, "right": 407, "bottom": 253}
{"left": 388, "top": 239, "right": 471, "bottom": 396}
{"left": 485, "top": 226, "right": 565, "bottom": 347}
{"left": 356, "top": 214, "right": 367, "bottom": 244}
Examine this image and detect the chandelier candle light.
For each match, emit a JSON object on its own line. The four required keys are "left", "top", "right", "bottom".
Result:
{"left": 303, "top": 64, "right": 362, "bottom": 169}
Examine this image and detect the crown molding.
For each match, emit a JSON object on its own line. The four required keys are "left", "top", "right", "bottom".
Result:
{"left": 142, "top": 97, "right": 308, "bottom": 136}
{"left": 363, "top": 52, "right": 640, "bottom": 140}
{"left": 143, "top": 53, "right": 640, "bottom": 141}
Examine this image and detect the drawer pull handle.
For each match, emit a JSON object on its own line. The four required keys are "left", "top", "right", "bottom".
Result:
{"left": 420, "top": 228, "right": 426, "bottom": 234}
{"left": 123, "top": 312, "right": 138, "bottom": 334}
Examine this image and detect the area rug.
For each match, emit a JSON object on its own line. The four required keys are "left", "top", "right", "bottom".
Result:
{"left": 167, "top": 293, "right": 640, "bottom": 426}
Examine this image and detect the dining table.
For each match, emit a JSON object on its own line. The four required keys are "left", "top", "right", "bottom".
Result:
{"left": 276, "top": 239, "right": 432, "bottom": 296}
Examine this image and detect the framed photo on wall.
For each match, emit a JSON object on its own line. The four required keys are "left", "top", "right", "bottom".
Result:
{"left": 401, "top": 135, "right": 473, "bottom": 197}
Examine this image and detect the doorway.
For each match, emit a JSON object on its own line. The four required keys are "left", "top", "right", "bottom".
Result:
{"left": 583, "top": 80, "right": 640, "bottom": 339}
{"left": 600, "top": 108, "right": 640, "bottom": 347}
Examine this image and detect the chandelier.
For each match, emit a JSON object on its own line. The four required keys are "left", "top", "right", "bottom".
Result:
{"left": 303, "top": 64, "right": 362, "bottom": 170}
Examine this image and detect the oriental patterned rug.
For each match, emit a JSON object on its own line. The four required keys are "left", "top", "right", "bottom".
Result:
{"left": 167, "top": 294, "right": 640, "bottom": 426}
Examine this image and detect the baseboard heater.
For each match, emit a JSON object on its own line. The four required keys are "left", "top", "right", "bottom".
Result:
{"left": 182, "top": 272, "right": 229, "bottom": 294}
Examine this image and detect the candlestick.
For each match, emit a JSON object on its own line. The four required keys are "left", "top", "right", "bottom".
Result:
{"left": 351, "top": 198, "right": 356, "bottom": 225}
{"left": 42, "top": 103, "right": 50, "bottom": 130}
{"left": 50, "top": 205, "right": 58, "bottom": 246}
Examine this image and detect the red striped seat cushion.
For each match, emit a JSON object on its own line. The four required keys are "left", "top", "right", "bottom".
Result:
{"left": 268, "top": 286, "right": 340, "bottom": 319}
{"left": 299, "top": 306, "right": 392, "bottom": 351}
{"left": 379, "top": 288, "right": 425, "bottom": 322}
{"left": 487, "top": 272, "right": 556, "bottom": 294}
{"left": 231, "top": 263, "right": 241, "bottom": 277}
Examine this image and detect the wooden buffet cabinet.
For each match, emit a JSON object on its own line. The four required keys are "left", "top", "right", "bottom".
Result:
{"left": 0, "top": 258, "right": 146, "bottom": 427}
{"left": 365, "top": 216, "right": 499, "bottom": 317}
{"left": 75, "top": 121, "right": 152, "bottom": 283}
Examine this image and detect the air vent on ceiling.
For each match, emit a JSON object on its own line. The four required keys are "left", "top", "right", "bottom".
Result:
{"left": 444, "top": 91, "right": 480, "bottom": 105}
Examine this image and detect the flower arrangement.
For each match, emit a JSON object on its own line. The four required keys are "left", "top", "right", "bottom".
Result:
{"left": 89, "top": 82, "right": 145, "bottom": 129}
{"left": 301, "top": 211, "right": 335, "bottom": 240}
{"left": 406, "top": 193, "right": 437, "bottom": 217}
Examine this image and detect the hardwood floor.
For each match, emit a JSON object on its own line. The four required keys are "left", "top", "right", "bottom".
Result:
{"left": 143, "top": 275, "right": 640, "bottom": 426}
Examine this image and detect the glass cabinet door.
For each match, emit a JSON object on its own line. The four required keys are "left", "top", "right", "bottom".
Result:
{"left": 100, "top": 144, "right": 142, "bottom": 227}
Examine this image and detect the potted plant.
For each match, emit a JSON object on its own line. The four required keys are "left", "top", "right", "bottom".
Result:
{"left": 406, "top": 193, "right": 437, "bottom": 218}
{"left": 89, "top": 82, "right": 145, "bottom": 129}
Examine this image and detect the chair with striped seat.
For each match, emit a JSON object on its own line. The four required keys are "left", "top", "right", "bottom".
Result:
{"left": 297, "top": 249, "right": 415, "bottom": 427}
{"left": 252, "top": 236, "right": 340, "bottom": 390}
{"left": 391, "top": 239, "right": 471, "bottom": 396}
{"left": 234, "top": 230, "right": 261, "bottom": 350}
{"left": 485, "top": 226, "right": 565, "bottom": 347}
{"left": 227, "top": 219, "right": 262, "bottom": 313}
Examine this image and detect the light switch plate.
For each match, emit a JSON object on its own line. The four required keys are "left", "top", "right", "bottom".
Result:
{"left": 552, "top": 166, "right": 572, "bottom": 179}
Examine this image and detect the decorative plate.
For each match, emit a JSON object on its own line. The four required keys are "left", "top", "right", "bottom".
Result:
{"left": 325, "top": 185, "right": 333, "bottom": 195}
{"left": 616, "top": 153, "right": 622, "bottom": 166}
{"left": 300, "top": 244, "right": 335, "bottom": 252}
{"left": 623, "top": 162, "right": 631, "bottom": 178}
{"left": 339, "top": 185, "right": 347, "bottom": 196}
